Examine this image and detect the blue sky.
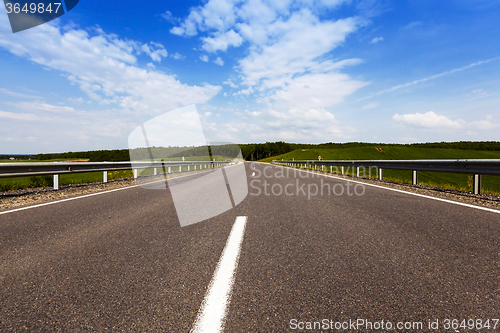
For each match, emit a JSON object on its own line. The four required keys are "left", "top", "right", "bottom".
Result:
{"left": 1, "top": 0, "right": 500, "bottom": 154}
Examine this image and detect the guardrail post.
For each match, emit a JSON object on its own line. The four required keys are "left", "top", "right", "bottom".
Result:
{"left": 378, "top": 168, "right": 383, "bottom": 180}
{"left": 179, "top": 166, "right": 182, "bottom": 172}
{"left": 188, "top": 165, "right": 190, "bottom": 171}
{"left": 321, "top": 165, "right": 324, "bottom": 172}
{"left": 341, "top": 166, "right": 344, "bottom": 175}
{"left": 473, "top": 174, "right": 481, "bottom": 195}
{"left": 133, "top": 169, "right": 138, "bottom": 179}
{"left": 53, "top": 174, "right": 59, "bottom": 190}
{"left": 154, "top": 168, "right": 157, "bottom": 176}
{"left": 330, "top": 166, "right": 332, "bottom": 173}
{"left": 103, "top": 171, "right": 108, "bottom": 183}
{"left": 168, "top": 166, "right": 171, "bottom": 173}
{"left": 356, "top": 167, "right": 360, "bottom": 177}
{"left": 412, "top": 170, "right": 418, "bottom": 185}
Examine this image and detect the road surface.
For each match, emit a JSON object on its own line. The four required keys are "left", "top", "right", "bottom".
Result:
{"left": 1, "top": 162, "right": 499, "bottom": 332}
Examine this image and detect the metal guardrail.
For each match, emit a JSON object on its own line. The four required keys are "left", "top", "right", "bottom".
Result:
{"left": 273, "top": 159, "right": 500, "bottom": 195}
{"left": 0, "top": 161, "right": 231, "bottom": 190}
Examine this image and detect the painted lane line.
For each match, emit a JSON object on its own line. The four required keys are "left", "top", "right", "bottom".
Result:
{"left": 191, "top": 216, "right": 247, "bottom": 333}
{"left": 0, "top": 168, "right": 216, "bottom": 216}
{"left": 261, "top": 162, "right": 500, "bottom": 214}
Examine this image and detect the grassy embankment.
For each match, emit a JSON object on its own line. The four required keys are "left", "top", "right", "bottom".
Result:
{"left": 259, "top": 146, "right": 500, "bottom": 195}
{"left": 0, "top": 156, "right": 226, "bottom": 191}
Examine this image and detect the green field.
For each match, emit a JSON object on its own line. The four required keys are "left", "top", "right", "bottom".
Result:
{"left": 260, "top": 146, "right": 500, "bottom": 195}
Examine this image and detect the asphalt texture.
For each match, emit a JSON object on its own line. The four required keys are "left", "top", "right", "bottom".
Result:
{"left": 1, "top": 162, "right": 499, "bottom": 332}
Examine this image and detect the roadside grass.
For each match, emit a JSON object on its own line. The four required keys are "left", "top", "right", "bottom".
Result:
{"left": 0, "top": 170, "right": 134, "bottom": 191}
{"left": 0, "top": 158, "right": 89, "bottom": 163}
{"left": 262, "top": 146, "right": 500, "bottom": 195}
{"left": 0, "top": 158, "right": 221, "bottom": 191}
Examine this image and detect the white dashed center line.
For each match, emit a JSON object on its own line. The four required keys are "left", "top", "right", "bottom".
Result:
{"left": 191, "top": 216, "right": 248, "bottom": 333}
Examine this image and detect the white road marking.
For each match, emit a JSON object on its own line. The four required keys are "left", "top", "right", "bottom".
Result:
{"left": 258, "top": 162, "right": 500, "bottom": 214}
{"left": 0, "top": 169, "right": 216, "bottom": 216}
{"left": 191, "top": 216, "right": 247, "bottom": 333}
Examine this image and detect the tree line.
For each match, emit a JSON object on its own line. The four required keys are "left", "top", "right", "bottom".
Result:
{"left": 0, "top": 154, "right": 33, "bottom": 160}
{"left": 31, "top": 141, "right": 500, "bottom": 162}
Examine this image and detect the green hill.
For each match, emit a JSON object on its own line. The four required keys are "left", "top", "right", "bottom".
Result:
{"left": 261, "top": 145, "right": 500, "bottom": 195}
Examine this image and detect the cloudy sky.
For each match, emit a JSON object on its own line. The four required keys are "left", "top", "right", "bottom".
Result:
{"left": 1, "top": 0, "right": 500, "bottom": 154}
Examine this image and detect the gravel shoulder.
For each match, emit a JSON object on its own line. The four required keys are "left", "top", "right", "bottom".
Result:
{"left": 0, "top": 169, "right": 211, "bottom": 212}
{"left": 320, "top": 170, "right": 500, "bottom": 211}
{"left": 0, "top": 177, "right": 137, "bottom": 212}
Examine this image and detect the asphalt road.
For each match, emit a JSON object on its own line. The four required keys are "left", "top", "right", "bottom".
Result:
{"left": 1, "top": 162, "right": 499, "bottom": 332}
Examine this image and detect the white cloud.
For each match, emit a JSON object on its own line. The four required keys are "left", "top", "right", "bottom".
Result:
{"left": 201, "top": 29, "right": 243, "bottom": 53}
{"left": 0, "top": 100, "right": 146, "bottom": 152}
{"left": 11, "top": 101, "right": 82, "bottom": 114}
{"left": 270, "top": 72, "right": 367, "bottom": 109}
{"left": 265, "top": 108, "right": 338, "bottom": 129}
{"left": 140, "top": 42, "right": 168, "bottom": 62}
{"left": 223, "top": 78, "right": 238, "bottom": 88}
{"left": 466, "top": 89, "right": 497, "bottom": 99}
{"left": 361, "top": 57, "right": 500, "bottom": 100}
{"left": 361, "top": 102, "right": 379, "bottom": 109}
{"left": 169, "top": 0, "right": 240, "bottom": 37}
{"left": 173, "top": 1, "right": 367, "bottom": 113}
{"left": 469, "top": 119, "right": 498, "bottom": 130}
{"left": 67, "top": 97, "right": 84, "bottom": 103}
{"left": 238, "top": 11, "right": 362, "bottom": 87}
{"left": 161, "top": 11, "right": 179, "bottom": 24}
{"left": 0, "top": 110, "right": 39, "bottom": 121}
{"left": 214, "top": 57, "right": 224, "bottom": 66}
{"left": 393, "top": 111, "right": 463, "bottom": 129}
{"left": 0, "top": 20, "right": 221, "bottom": 114}
{"left": 171, "top": 52, "right": 186, "bottom": 60}
{"left": 200, "top": 55, "right": 209, "bottom": 62}
{"left": 403, "top": 21, "right": 423, "bottom": 30}
{"left": 393, "top": 111, "right": 500, "bottom": 132}
{"left": 166, "top": 0, "right": 369, "bottom": 142}
{"left": 234, "top": 86, "right": 254, "bottom": 96}
{"left": 207, "top": 107, "right": 355, "bottom": 143}
{"left": 242, "top": 110, "right": 262, "bottom": 118}
{"left": 370, "top": 36, "right": 383, "bottom": 44}
{"left": 0, "top": 88, "right": 42, "bottom": 99}
{"left": 172, "top": 0, "right": 350, "bottom": 39}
